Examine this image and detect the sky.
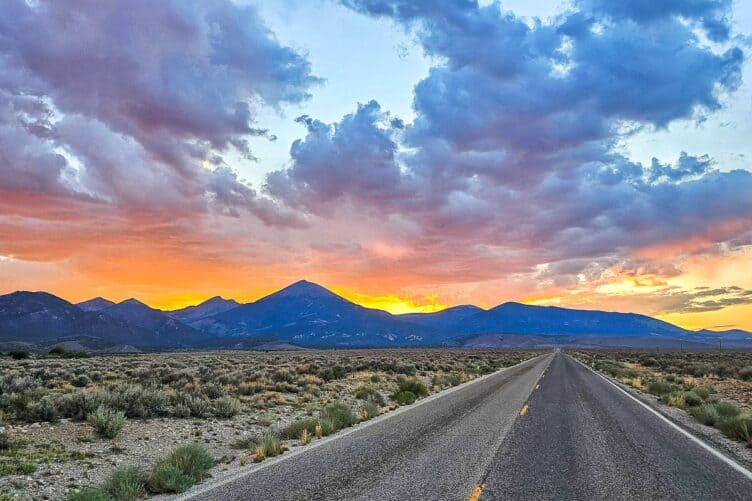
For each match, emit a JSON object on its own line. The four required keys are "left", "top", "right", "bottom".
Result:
{"left": 1, "top": 0, "right": 752, "bottom": 330}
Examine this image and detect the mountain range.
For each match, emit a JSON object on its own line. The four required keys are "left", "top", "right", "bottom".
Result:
{"left": 0, "top": 280, "right": 749, "bottom": 352}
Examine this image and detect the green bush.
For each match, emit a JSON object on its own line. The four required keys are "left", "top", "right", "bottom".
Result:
{"left": 147, "top": 463, "right": 194, "bottom": 494}
{"left": 738, "top": 366, "right": 752, "bottom": 381}
{"left": 432, "top": 374, "right": 461, "bottom": 388}
{"left": 689, "top": 404, "right": 720, "bottom": 426}
{"left": 213, "top": 397, "right": 241, "bottom": 418}
{"left": 682, "top": 391, "right": 703, "bottom": 407}
{"left": 106, "top": 384, "right": 168, "bottom": 418}
{"left": 717, "top": 415, "right": 752, "bottom": 444}
{"left": 87, "top": 406, "right": 126, "bottom": 439}
{"left": 55, "top": 390, "right": 105, "bottom": 421}
{"left": 65, "top": 488, "right": 113, "bottom": 501}
{"left": 392, "top": 390, "right": 417, "bottom": 405}
{"left": 161, "top": 443, "right": 213, "bottom": 483}
{"left": 396, "top": 377, "right": 429, "bottom": 397}
{"left": 693, "top": 386, "right": 713, "bottom": 400}
{"left": 9, "top": 351, "right": 29, "bottom": 360}
{"left": 714, "top": 401, "right": 740, "bottom": 419}
{"left": 280, "top": 417, "right": 318, "bottom": 440}
{"left": 647, "top": 380, "right": 677, "bottom": 396}
{"left": 104, "top": 466, "right": 146, "bottom": 501}
{"left": 354, "top": 385, "right": 386, "bottom": 406}
{"left": 320, "top": 402, "right": 357, "bottom": 431}
{"left": 359, "top": 401, "right": 380, "bottom": 421}
{"left": 318, "top": 418, "right": 335, "bottom": 436}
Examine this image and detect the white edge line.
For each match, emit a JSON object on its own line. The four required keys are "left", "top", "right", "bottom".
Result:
{"left": 179, "top": 352, "right": 551, "bottom": 500}
{"left": 572, "top": 355, "right": 752, "bottom": 482}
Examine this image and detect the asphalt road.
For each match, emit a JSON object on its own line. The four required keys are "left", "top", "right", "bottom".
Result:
{"left": 187, "top": 352, "right": 752, "bottom": 501}
{"left": 483, "top": 353, "right": 752, "bottom": 500}
{"left": 185, "top": 354, "right": 551, "bottom": 501}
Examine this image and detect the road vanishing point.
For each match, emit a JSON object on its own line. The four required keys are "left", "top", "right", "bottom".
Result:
{"left": 184, "top": 352, "right": 752, "bottom": 501}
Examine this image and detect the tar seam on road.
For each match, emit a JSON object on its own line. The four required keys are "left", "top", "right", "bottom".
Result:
{"left": 179, "top": 353, "right": 551, "bottom": 500}
{"left": 573, "top": 356, "right": 752, "bottom": 482}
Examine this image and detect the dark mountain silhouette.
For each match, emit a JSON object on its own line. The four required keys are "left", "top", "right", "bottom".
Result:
{"left": 194, "top": 280, "right": 436, "bottom": 347}
{"left": 444, "top": 302, "right": 688, "bottom": 337}
{"left": 77, "top": 297, "right": 116, "bottom": 311}
{"left": 0, "top": 282, "right": 750, "bottom": 350}
{"left": 0, "top": 291, "right": 154, "bottom": 345}
{"left": 103, "top": 299, "right": 201, "bottom": 341}
{"left": 168, "top": 296, "right": 239, "bottom": 323}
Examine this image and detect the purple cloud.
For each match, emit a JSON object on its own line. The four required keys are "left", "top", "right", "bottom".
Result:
{"left": 0, "top": 0, "right": 319, "bottom": 226}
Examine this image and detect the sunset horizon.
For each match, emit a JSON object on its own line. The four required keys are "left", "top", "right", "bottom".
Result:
{"left": 2, "top": 0, "right": 752, "bottom": 332}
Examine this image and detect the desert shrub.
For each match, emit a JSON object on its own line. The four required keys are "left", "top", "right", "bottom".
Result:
{"left": 0, "top": 460, "right": 36, "bottom": 475}
{"left": 161, "top": 443, "right": 213, "bottom": 483}
{"left": 317, "top": 418, "right": 335, "bottom": 436}
{"left": 72, "top": 375, "right": 91, "bottom": 388}
{"left": 647, "top": 380, "right": 677, "bottom": 396}
{"left": 693, "top": 386, "right": 713, "bottom": 400}
{"left": 147, "top": 463, "right": 193, "bottom": 494}
{"left": 359, "top": 401, "right": 380, "bottom": 421}
{"left": 392, "top": 390, "right": 417, "bottom": 405}
{"left": 32, "top": 395, "right": 59, "bottom": 422}
{"left": 689, "top": 404, "right": 720, "bottom": 426}
{"left": 55, "top": 390, "right": 105, "bottom": 421}
{"left": 280, "top": 417, "right": 318, "bottom": 440}
{"left": 738, "top": 366, "right": 752, "bottom": 381}
{"left": 354, "top": 385, "right": 386, "bottom": 406}
{"left": 682, "top": 391, "right": 703, "bottom": 407}
{"left": 0, "top": 431, "right": 10, "bottom": 450}
{"left": 432, "top": 374, "right": 461, "bottom": 388}
{"left": 87, "top": 406, "right": 126, "bottom": 439}
{"left": 106, "top": 384, "right": 168, "bottom": 418}
{"left": 717, "top": 415, "right": 752, "bottom": 444}
{"left": 65, "top": 488, "right": 113, "bottom": 501}
{"left": 9, "top": 351, "right": 29, "bottom": 360}
{"left": 175, "top": 394, "right": 212, "bottom": 418}
{"left": 320, "top": 402, "right": 357, "bottom": 431}
{"left": 395, "top": 377, "right": 429, "bottom": 398}
{"left": 213, "top": 397, "right": 241, "bottom": 418}
{"left": 370, "top": 374, "right": 381, "bottom": 383}
{"left": 104, "top": 466, "right": 147, "bottom": 501}
{"left": 201, "top": 383, "right": 223, "bottom": 400}
{"left": 661, "top": 392, "right": 686, "bottom": 409}
{"left": 171, "top": 404, "right": 191, "bottom": 418}
{"left": 714, "top": 401, "right": 741, "bottom": 419}
{"left": 253, "top": 433, "right": 284, "bottom": 462}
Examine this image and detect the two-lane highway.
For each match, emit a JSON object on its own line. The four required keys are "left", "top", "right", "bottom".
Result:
{"left": 187, "top": 354, "right": 550, "bottom": 500}
{"left": 185, "top": 352, "right": 752, "bottom": 500}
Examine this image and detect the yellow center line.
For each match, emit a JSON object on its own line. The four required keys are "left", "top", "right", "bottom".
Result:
{"left": 520, "top": 404, "right": 529, "bottom": 416}
{"left": 468, "top": 484, "right": 483, "bottom": 501}
{"left": 535, "top": 384, "right": 540, "bottom": 390}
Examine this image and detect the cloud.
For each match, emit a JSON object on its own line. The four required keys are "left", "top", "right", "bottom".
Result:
{"left": 268, "top": 0, "right": 750, "bottom": 278}
{"left": 0, "top": 0, "right": 319, "bottom": 226}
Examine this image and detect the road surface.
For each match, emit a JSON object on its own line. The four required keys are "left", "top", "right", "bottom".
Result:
{"left": 186, "top": 352, "right": 752, "bottom": 500}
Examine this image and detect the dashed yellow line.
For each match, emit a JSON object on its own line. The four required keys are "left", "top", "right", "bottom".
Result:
{"left": 535, "top": 384, "right": 540, "bottom": 390}
{"left": 468, "top": 484, "right": 483, "bottom": 501}
{"left": 520, "top": 404, "right": 529, "bottom": 416}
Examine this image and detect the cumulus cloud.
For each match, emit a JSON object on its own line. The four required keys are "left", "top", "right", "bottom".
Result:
{"left": 0, "top": 0, "right": 319, "bottom": 225}
{"left": 267, "top": 0, "right": 751, "bottom": 289}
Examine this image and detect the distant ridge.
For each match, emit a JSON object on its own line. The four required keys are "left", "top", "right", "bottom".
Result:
{"left": 0, "top": 281, "right": 750, "bottom": 351}
{"left": 169, "top": 296, "right": 240, "bottom": 323}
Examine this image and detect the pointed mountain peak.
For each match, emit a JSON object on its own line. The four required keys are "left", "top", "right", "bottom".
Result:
{"left": 201, "top": 296, "right": 239, "bottom": 306}
{"left": 273, "top": 280, "right": 336, "bottom": 298}
{"left": 77, "top": 297, "right": 116, "bottom": 311}
{"left": 118, "top": 298, "right": 150, "bottom": 308}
